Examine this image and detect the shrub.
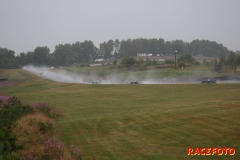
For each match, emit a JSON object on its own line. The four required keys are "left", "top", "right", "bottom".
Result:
{"left": 32, "top": 102, "right": 50, "bottom": 110}
{"left": 0, "top": 95, "right": 11, "bottom": 105}
{"left": 203, "top": 59, "right": 210, "bottom": 65}
{"left": 177, "top": 53, "right": 200, "bottom": 66}
{"left": 192, "top": 61, "right": 200, "bottom": 65}
{"left": 1, "top": 97, "right": 77, "bottom": 160}
{"left": 178, "top": 62, "right": 186, "bottom": 68}
{"left": 0, "top": 129, "right": 21, "bottom": 160}
{"left": 165, "top": 59, "right": 174, "bottom": 64}
{"left": 70, "top": 144, "right": 82, "bottom": 160}
{"left": 22, "top": 152, "right": 38, "bottom": 160}
{"left": 0, "top": 97, "right": 33, "bottom": 152}
{"left": 43, "top": 137, "right": 64, "bottom": 160}
{"left": 32, "top": 102, "right": 62, "bottom": 118}
{"left": 136, "top": 59, "right": 144, "bottom": 65}
{"left": 120, "top": 56, "right": 136, "bottom": 65}
{"left": 113, "top": 59, "right": 117, "bottom": 64}
{"left": 39, "top": 120, "right": 54, "bottom": 135}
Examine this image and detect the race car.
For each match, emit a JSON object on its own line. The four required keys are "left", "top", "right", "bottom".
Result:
{"left": 92, "top": 80, "right": 102, "bottom": 84}
{"left": 202, "top": 78, "right": 216, "bottom": 84}
{"left": 130, "top": 81, "right": 142, "bottom": 84}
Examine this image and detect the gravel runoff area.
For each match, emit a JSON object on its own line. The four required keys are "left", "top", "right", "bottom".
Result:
{"left": 0, "top": 80, "right": 18, "bottom": 88}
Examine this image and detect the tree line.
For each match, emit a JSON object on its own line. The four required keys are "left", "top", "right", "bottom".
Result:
{"left": 0, "top": 38, "right": 239, "bottom": 68}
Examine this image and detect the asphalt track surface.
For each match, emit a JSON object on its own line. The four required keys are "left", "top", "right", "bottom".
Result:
{"left": 23, "top": 66, "right": 240, "bottom": 85}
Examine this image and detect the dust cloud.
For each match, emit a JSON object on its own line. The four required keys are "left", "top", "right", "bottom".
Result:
{"left": 23, "top": 65, "right": 240, "bottom": 84}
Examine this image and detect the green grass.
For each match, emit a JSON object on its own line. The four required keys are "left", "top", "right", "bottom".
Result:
{"left": 1, "top": 69, "right": 240, "bottom": 159}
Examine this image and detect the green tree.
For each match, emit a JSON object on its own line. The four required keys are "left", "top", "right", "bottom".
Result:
{"left": 227, "top": 52, "right": 237, "bottom": 66}
{"left": 177, "top": 53, "right": 198, "bottom": 64}
{"left": 0, "top": 48, "right": 15, "bottom": 59}
{"left": 202, "top": 59, "right": 210, "bottom": 65}
{"left": 33, "top": 46, "right": 50, "bottom": 65}
{"left": 219, "top": 56, "right": 227, "bottom": 72}
{"left": 25, "top": 51, "right": 34, "bottom": 65}
{"left": 172, "top": 40, "right": 186, "bottom": 55}
{"left": 0, "top": 48, "right": 19, "bottom": 68}
{"left": 99, "top": 40, "right": 114, "bottom": 60}
{"left": 165, "top": 59, "right": 174, "bottom": 64}
{"left": 19, "top": 52, "right": 26, "bottom": 65}
{"left": 80, "top": 40, "right": 97, "bottom": 63}
{"left": 53, "top": 45, "right": 68, "bottom": 66}
{"left": 120, "top": 56, "right": 136, "bottom": 65}
{"left": 227, "top": 51, "right": 237, "bottom": 72}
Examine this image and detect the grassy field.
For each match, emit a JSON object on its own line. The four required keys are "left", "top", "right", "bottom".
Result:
{"left": 1, "top": 69, "right": 240, "bottom": 159}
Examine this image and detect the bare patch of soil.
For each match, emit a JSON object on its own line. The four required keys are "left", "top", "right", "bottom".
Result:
{"left": 0, "top": 80, "right": 18, "bottom": 88}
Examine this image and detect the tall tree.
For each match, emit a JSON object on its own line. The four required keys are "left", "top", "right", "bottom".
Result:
{"left": 81, "top": 40, "right": 97, "bottom": 63}
{"left": 53, "top": 44, "right": 69, "bottom": 66}
{"left": 25, "top": 51, "right": 34, "bottom": 65}
{"left": 33, "top": 46, "right": 50, "bottom": 65}
{"left": 227, "top": 51, "right": 237, "bottom": 72}
{"left": 172, "top": 40, "right": 186, "bottom": 55}
{"left": 219, "top": 56, "right": 227, "bottom": 72}
{"left": 0, "top": 48, "right": 19, "bottom": 68}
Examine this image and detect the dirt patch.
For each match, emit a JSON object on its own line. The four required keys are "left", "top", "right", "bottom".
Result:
{"left": 0, "top": 80, "right": 18, "bottom": 88}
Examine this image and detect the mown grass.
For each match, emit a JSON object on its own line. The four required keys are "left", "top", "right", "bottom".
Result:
{"left": 1, "top": 69, "right": 240, "bottom": 159}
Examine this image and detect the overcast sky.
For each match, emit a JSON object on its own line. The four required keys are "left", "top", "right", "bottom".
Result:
{"left": 0, "top": 0, "right": 239, "bottom": 55}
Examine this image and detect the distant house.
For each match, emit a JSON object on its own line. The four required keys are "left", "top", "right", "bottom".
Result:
{"left": 95, "top": 59, "right": 104, "bottom": 62}
{"left": 158, "top": 59, "right": 165, "bottom": 62}
{"left": 147, "top": 53, "right": 152, "bottom": 56}
{"left": 137, "top": 53, "right": 152, "bottom": 57}
{"left": 90, "top": 64, "right": 102, "bottom": 67}
{"left": 137, "top": 53, "right": 146, "bottom": 57}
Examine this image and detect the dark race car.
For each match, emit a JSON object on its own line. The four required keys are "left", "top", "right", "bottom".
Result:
{"left": 92, "top": 80, "right": 102, "bottom": 84}
{"left": 0, "top": 78, "right": 8, "bottom": 82}
{"left": 130, "top": 81, "right": 142, "bottom": 84}
{"left": 201, "top": 78, "right": 216, "bottom": 84}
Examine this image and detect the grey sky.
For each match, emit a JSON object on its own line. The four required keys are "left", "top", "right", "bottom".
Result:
{"left": 0, "top": 0, "right": 239, "bottom": 55}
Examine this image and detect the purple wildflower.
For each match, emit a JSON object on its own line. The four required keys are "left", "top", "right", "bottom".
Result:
{"left": 0, "top": 95, "right": 11, "bottom": 105}
{"left": 32, "top": 102, "right": 48, "bottom": 108}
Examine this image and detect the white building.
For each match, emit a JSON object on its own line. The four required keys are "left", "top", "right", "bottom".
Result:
{"left": 95, "top": 59, "right": 104, "bottom": 62}
{"left": 137, "top": 53, "right": 152, "bottom": 57}
{"left": 137, "top": 53, "right": 146, "bottom": 57}
{"left": 147, "top": 53, "right": 152, "bottom": 56}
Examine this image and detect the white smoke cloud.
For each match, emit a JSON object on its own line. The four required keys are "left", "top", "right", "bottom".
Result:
{"left": 22, "top": 65, "right": 240, "bottom": 84}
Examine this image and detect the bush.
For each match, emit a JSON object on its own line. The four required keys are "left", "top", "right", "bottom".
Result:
{"left": 1, "top": 96, "right": 80, "bottom": 160}
{"left": 0, "top": 129, "right": 22, "bottom": 160}
{"left": 202, "top": 59, "right": 210, "bottom": 65}
{"left": 165, "top": 59, "right": 174, "bottom": 64}
{"left": 39, "top": 120, "right": 54, "bottom": 135}
{"left": 70, "top": 144, "right": 82, "bottom": 160}
{"left": 192, "top": 61, "right": 200, "bottom": 65}
{"left": 0, "top": 95, "right": 12, "bottom": 105}
{"left": 0, "top": 97, "right": 33, "bottom": 152}
{"left": 113, "top": 59, "right": 117, "bottom": 64}
{"left": 140, "top": 64, "right": 146, "bottom": 70}
{"left": 136, "top": 59, "right": 144, "bottom": 65}
{"left": 120, "top": 56, "right": 136, "bottom": 65}
{"left": 32, "top": 102, "right": 62, "bottom": 118}
{"left": 178, "top": 62, "right": 186, "bottom": 68}
{"left": 43, "top": 137, "right": 64, "bottom": 160}
{"left": 177, "top": 53, "right": 199, "bottom": 65}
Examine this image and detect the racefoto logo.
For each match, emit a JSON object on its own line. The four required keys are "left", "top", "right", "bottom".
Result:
{"left": 187, "top": 147, "right": 236, "bottom": 156}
